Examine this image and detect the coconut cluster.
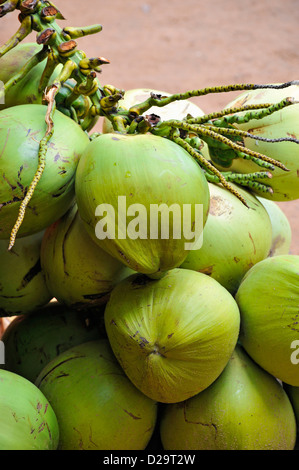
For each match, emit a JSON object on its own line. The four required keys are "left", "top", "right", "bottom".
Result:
{"left": 0, "top": 87, "right": 298, "bottom": 451}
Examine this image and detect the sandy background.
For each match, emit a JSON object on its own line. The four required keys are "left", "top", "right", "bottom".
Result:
{"left": 0, "top": 0, "right": 298, "bottom": 254}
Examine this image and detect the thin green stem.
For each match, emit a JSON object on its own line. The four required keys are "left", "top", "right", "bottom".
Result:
{"left": 204, "top": 170, "right": 274, "bottom": 194}
{"left": 186, "top": 103, "right": 274, "bottom": 124}
{"left": 0, "top": 15, "right": 32, "bottom": 57}
{"left": 129, "top": 81, "right": 299, "bottom": 116}
{"left": 0, "top": 0, "right": 20, "bottom": 17}
{"left": 0, "top": 46, "right": 48, "bottom": 101}
{"left": 38, "top": 49, "right": 59, "bottom": 93}
{"left": 62, "top": 24, "right": 102, "bottom": 39}
{"left": 187, "top": 97, "right": 296, "bottom": 126}
{"left": 202, "top": 123, "right": 299, "bottom": 145}
{"left": 8, "top": 86, "right": 57, "bottom": 250}
{"left": 170, "top": 130, "right": 250, "bottom": 207}
{"left": 161, "top": 120, "right": 290, "bottom": 171}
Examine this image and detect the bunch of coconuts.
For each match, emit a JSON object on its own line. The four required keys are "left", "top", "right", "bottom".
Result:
{"left": 0, "top": 84, "right": 298, "bottom": 450}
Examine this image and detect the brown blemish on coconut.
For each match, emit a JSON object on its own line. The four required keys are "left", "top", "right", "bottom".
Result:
{"left": 183, "top": 402, "right": 217, "bottom": 433}
{"left": 248, "top": 232, "right": 256, "bottom": 254}
{"left": 209, "top": 195, "right": 233, "bottom": 217}
{"left": 138, "top": 337, "right": 149, "bottom": 348}
{"left": 17, "top": 258, "right": 42, "bottom": 290}
{"left": 231, "top": 95, "right": 250, "bottom": 108}
{"left": 123, "top": 409, "right": 142, "bottom": 420}
{"left": 0, "top": 128, "right": 10, "bottom": 160}
{"left": 287, "top": 132, "right": 298, "bottom": 140}
{"left": 247, "top": 125, "right": 268, "bottom": 135}
{"left": 2, "top": 174, "right": 17, "bottom": 191}
{"left": 38, "top": 422, "right": 46, "bottom": 433}
{"left": 117, "top": 250, "right": 131, "bottom": 265}
{"left": 12, "top": 412, "right": 19, "bottom": 422}
{"left": 0, "top": 195, "right": 25, "bottom": 212}
{"left": 268, "top": 235, "right": 286, "bottom": 256}
{"left": 199, "top": 265, "right": 214, "bottom": 276}
{"left": 37, "top": 401, "right": 43, "bottom": 411}
{"left": 287, "top": 313, "right": 299, "bottom": 332}
{"left": 36, "top": 354, "right": 86, "bottom": 385}
{"left": 73, "top": 427, "right": 84, "bottom": 449}
{"left": 17, "top": 165, "right": 24, "bottom": 179}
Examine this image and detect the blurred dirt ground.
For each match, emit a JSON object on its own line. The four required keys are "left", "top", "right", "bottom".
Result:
{"left": 0, "top": 0, "right": 298, "bottom": 254}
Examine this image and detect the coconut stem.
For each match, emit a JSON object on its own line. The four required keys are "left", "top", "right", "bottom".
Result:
{"left": 0, "top": 46, "right": 48, "bottom": 102}
{"left": 128, "top": 81, "right": 299, "bottom": 116}
{"left": 209, "top": 97, "right": 297, "bottom": 127}
{"left": 170, "top": 130, "right": 250, "bottom": 207}
{"left": 0, "top": 0, "right": 20, "bottom": 18}
{"left": 0, "top": 14, "right": 32, "bottom": 57}
{"left": 204, "top": 170, "right": 274, "bottom": 193}
{"left": 156, "top": 119, "right": 289, "bottom": 172}
{"left": 37, "top": 49, "right": 59, "bottom": 94}
{"left": 8, "top": 85, "right": 57, "bottom": 251}
{"left": 62, "top": 24, "right": 103, "bottom": 39}
{"left": 201, "top": 123, "right": 299, "bottom": 146}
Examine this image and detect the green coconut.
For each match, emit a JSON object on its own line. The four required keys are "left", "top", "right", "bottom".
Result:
{"left": 0, "top": 369, "right": 59, "bottom": 450}
{"left": 0, "top": 230, "right": 52, "bottom": 316}
{"left": 180, "top": 182, "right": 272, "bottom": 295}
{"left": 75, "top": 132, "right": 210, "bottom": 276}
{"left": 104, "top": 268, "right": 240, "bottom": 403}
{"left": 0, "top": 301, "right": 106, "bottom": 383}
{"left": 235, "top": 254, "right": 299, "bottom": 386}
{"left": 0, "top": 104, "right": 90, "bottom": 239}
{"left": 35, "top": 339, "right": 158, "bottom": 450}
{"left": 257, "top": 197, "right": 292, "bottom": 256}
{"left": 40, "top": 204, "right": 134, "bottom": 308}
{"left": 284, "top": 384, "right": 299, "bottom": 431}
{"left": 211, "top": 84, "right": 299, "bottom": 201}
{"left": 160, "top": 345, "right": 297, "bottom": 450}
